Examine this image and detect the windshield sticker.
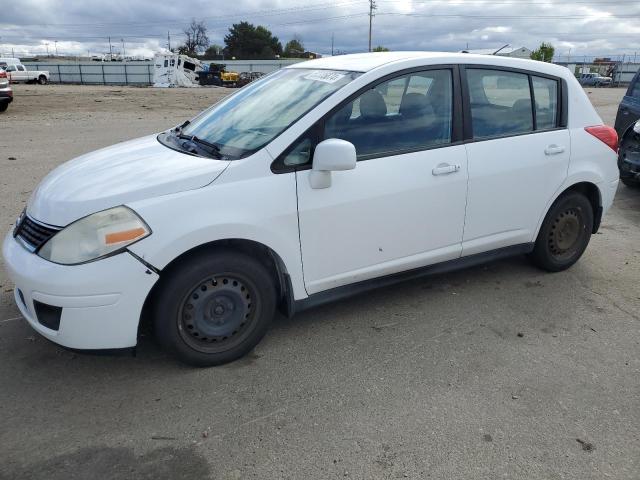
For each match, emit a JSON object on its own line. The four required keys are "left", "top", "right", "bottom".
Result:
{"left": 304, "top": 71, "right": 346, "bottom": 84}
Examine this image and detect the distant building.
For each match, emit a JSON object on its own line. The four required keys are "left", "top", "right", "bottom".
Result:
{"left": 460, "top": 46, "right": 532, "bottom": 59}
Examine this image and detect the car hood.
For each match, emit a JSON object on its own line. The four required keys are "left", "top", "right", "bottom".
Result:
{"left": 27, "top": 134, "right": 229, "bottom": 226}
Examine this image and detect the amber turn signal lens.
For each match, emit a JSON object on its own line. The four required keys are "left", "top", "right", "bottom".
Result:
{"left": 105, "top": 227, "right": 147, "bottom": 245}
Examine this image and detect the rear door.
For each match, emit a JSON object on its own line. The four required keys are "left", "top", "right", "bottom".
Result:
{"left": 461, "top": 67, "right": 570, "bottom": 255}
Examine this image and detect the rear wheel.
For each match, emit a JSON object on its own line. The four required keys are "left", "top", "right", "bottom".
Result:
{"left": 529, "top": 192, "right": 593, "bottom": 272}
{"left": 0, "top": 102, "right": 7, "bottom": 112}
{"left": 153, "top": 249, "right": 277, "bottom": 366}
{"left": 38, "top": 75, "right": 47, "bottom": 85}
{"left": 621, "top": 177, "right": 639, "bottom": 188}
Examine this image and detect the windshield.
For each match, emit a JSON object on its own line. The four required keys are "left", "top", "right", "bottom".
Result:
{"left": 177, "top": 68, "right": 360, "bottom": 159}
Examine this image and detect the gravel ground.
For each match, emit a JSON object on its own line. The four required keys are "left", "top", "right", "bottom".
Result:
{"left": 0, "top": 84, "right": 638, "bottom": 480}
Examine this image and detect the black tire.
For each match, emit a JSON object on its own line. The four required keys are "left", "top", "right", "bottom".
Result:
{"left": 153, "top": 249, "right": 277, "bottom": 366}
{"left": 0, "top": 102, "right": 7, "bottom": 113}
{"left": 621, "top": 177, "right": 639, "bottom": 188}
{"left": 38, "top": 75, "right": 47, "bottom": 85}
{"left": 529, "top": 192, "right": 593, "bottom": 272}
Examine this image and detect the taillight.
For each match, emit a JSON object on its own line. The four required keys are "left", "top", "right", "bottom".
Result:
{"left": 0, "top": 71, "right": 6, "bottom": 79}
{"left": 585, "top": 125, "right": 618, "bottom": 153}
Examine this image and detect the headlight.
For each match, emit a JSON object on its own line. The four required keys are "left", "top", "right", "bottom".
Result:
{"left": 38, "top": 206, "right": 151, "bottom": 265}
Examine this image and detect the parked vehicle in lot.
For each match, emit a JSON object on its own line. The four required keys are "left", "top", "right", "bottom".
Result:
{"left": 3, "top": 52, "right": 619, "bottom": 366}
{"left": 614, "top": 69, "right": 640, "bottom": 187}
{"left": 1, "top": 63, "right": 49, "bottom": 84}
{"left": 0, "top": 69, "right": 13, "bottom": 112}
{"left": 578, "top": 72, "right": 612, "bottom": 87}
{"left": 0, "top": 57, "right": 21, "bottom": 68}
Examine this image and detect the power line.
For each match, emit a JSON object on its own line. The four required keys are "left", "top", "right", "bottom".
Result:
{"left": 1, "top": 1, "right": 368, "bottom": 28}
{"left": 376, "top": 11, "right": 640, "bottom": 19}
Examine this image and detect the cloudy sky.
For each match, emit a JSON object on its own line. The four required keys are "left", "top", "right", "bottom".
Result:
{"left": 1, "top": 0, "right": 639, "bottom": 61}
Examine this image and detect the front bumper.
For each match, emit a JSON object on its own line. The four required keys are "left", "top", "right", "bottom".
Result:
{"left": 2, "top": 231, "right": 159, "bottom": 349}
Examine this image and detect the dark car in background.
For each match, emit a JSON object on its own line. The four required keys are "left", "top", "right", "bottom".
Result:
{"left": 0, "top": 69, "right": 13, "bottom": 112}
{"left": 614, "top": 70, "right": 640, "bottom": 187}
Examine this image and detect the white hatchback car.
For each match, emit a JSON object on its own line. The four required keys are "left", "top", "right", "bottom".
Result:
{"left": 3, "top": 52, "right": 619, "bottom": 366}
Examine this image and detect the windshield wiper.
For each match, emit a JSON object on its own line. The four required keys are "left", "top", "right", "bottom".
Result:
{"left": 176, "top": 133, "right": 223, "bottom": 159}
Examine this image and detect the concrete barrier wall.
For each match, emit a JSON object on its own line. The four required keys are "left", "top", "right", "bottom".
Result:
{"left": 23, "top": 61, "right": 154, "bottom": 85}
{"left": 22, "top": 59, "right": 311, "bottom": 85}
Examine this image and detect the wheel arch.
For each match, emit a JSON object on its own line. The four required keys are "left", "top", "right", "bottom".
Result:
{"left": 138, "top": 238, "right": 296, "bottom": 340}
{"left": 535, "top": 180, "right": 603, "bottom": 239}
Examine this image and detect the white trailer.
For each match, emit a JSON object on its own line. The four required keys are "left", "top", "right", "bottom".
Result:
{"left": 153, "top": 53, "right": 202, "bottom": 87}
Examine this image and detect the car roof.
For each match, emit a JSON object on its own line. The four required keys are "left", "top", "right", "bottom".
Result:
{"left": 287, "top": 51, "right": 570, "bottom": 77}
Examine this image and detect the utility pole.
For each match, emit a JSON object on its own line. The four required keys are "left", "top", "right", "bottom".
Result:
{"left": 121, "top": 38, "right": 126, "bottom": 59}
{"left": 108, "top": 36, "right": 113, "bottom": 58}
{"left": 331, "top": 33, "right": 334, "bottom": 56}
{"left": 54, "top": 41, "right": 58, "bottom": 57}
{"left": 368, "top": 0, "right": 376, "bottom": 52}
{"left": 45, "top": 42, "right": 49, "bottom": 57}
{"left": 167, "top": 31, "right": 171, "bottom": 52}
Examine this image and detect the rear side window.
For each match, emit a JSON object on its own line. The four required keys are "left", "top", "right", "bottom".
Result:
{"left": 467, "top": 69, "right": 533, "bottom": 138}
{"left": 532, "top": 76, "right": 558, "bottom": 130}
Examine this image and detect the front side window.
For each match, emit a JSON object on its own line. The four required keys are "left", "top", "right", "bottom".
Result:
{"left": 467, "top": 69, "right": 533, "bottom": 139}
{"left": 324, "top": 69, "right": 453, "bottom": 158}
{"left": 180, "top": 68, "right": 360, "bottom": 160}
{"left": 532, "top": 76, "right": 558, "bottom": 130}
{"left": 17, "top": 65, "right": 25, "bottom": 71}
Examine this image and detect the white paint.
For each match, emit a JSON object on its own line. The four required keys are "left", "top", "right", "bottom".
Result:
{"left": 1, "top": 52, "right": 617, "bottom": 352}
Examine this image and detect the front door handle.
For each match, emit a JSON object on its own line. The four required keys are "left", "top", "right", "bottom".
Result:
{"left": 544, "top": 145, "right": 565, "bottom": 156}
{"left": 432, "top": 163, "right": 461, "bottom": 176}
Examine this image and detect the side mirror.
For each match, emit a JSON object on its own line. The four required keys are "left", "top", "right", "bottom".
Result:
{"left": 309, "top": 139, "right": 357, "bottom": 189}
{"left": 634, "top": 120, "right": 640, "bottom": 135}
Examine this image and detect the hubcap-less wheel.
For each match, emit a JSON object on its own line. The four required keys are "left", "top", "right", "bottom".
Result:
{"left": 178, "top": 273, "right": 257, "bottom": 354}
{"left": 530, "top": 192, "right": 593, "bottom": 272}
{"left": 548, "top": 208, "right": 582, "bottom": 260}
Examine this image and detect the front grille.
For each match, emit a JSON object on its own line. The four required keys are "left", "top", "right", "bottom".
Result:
{"left": 14, "top": 215, "right": 61, "bottom": 252}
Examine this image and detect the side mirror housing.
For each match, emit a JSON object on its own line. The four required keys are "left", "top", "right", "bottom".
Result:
{"left": 309, "top": 139, "right": 356, "bottom": 189}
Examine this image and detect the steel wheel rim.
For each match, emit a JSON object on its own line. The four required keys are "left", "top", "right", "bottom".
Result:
{"left": 548, "top": 207, "right": 584, "bottom": 261}
{"left": 177, "top": 273, "right": 259, "bottom": 353}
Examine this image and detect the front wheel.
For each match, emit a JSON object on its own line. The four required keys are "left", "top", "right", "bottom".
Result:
{"left": 529, "top": 192, "right": 593, "bottom": 272}
{"left": 153, "top": 250, "right": 277, "bottom": 366}
{"left": 0, "top": 102, "right": 7, "bottom": 112}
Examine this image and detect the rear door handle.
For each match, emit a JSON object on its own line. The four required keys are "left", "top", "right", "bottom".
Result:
{"left": 432, "top": 163, "right": 460, "bottom": 175}
{"left": 544, "top": 145, "right": 565, "bottom": 156}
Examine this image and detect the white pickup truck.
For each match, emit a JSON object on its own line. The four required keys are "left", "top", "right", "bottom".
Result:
{"left": 2, "top": 64, "right": 49, "bottom": 84}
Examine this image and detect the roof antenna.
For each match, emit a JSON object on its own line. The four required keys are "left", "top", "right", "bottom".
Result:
{"left": 493, "top": 44, "right": 510, "bottom": 55}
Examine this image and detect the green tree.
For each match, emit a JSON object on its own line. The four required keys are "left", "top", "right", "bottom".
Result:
{"left": 224, "top": 22, "right": 283, "bottom": 59}
{"left": 530, "top": 42, "right": 555, "bottom": 62}
{"left": 284, "top": 37, "right": 305, "bottom": 58}
{"left": 372, "top": 45, "right": 389, "bottom": 52}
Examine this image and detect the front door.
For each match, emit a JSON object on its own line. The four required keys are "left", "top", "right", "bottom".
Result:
{"left": 294, "top": 68, "right": 469, "bottom": 294}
